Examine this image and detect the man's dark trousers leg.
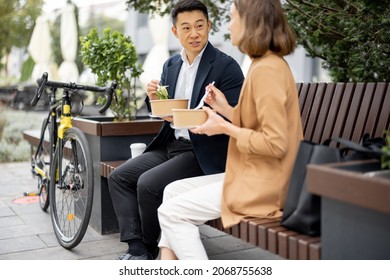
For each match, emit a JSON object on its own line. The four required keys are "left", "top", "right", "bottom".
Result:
{"left": 108, "top": 139, "right": 204, "bottom": 254}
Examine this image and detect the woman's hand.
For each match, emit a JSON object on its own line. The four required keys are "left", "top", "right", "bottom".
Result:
{"left": 204, "top": 84, "right": 234, "bottom": 121}
{"left": 146, "top": 79, "right": 160, "bottom": 100}
{"left": 191, "top": 107, "right": 241, "bottom": 139}
{"left": 190, "top": 107, "right": 227, "bottom": 136}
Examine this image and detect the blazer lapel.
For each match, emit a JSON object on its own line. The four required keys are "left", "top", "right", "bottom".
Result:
{"left": 191, "top": 43, "right": 215, "bottom": 108}
{"left": 166, "top": 59, "right": 183, "bottom": 98}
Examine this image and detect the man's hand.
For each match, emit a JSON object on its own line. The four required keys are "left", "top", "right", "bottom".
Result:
{"left": 146, "top": 79, "right": 161, "bottom": 100}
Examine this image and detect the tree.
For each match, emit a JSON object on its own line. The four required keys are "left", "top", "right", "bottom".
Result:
{"left": 284, "top": 0, "right": 390, "bottom": 82}
{"left": 125, "top": 0, "right": 231, "bottom": 33}
{"left": 126, "top": 0, "right": 389, "bottom": 82}
{"left": 0, "top": 0, "right": 44, "bottom": 71}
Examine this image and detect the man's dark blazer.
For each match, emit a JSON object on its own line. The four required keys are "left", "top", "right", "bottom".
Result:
{"left": 144, "top": 42, "right": 244, "bottom": 175}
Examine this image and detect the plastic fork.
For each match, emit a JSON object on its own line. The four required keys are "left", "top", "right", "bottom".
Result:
{"left": 194, "top": 81, "right": 215, "bottom": 110}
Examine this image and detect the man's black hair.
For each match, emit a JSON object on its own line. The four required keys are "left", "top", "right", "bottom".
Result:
{"left": 171, "top": 0, "right": 209, "bottom": 26}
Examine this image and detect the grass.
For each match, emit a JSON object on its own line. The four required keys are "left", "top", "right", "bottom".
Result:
{"left": 0, "top": 104, "right": 46, "bottom": 162}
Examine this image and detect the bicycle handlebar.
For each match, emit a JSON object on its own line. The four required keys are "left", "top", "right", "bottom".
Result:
{"left": 31, "top": 72, "right": 117, "bottom": 113}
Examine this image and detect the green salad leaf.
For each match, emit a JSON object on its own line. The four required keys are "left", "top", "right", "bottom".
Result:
{"left": 156, "top": 84, "right": 169, "bottom": 100}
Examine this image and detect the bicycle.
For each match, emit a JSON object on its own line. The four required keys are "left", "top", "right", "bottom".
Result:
{"left": 30, "top": 72, "right": 116, "bottom": 249}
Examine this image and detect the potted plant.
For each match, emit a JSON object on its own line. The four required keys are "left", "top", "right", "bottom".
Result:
{"left": 80, "top": 28, "right": 143, "bottom": 121}
{"left": 381, "top": 131, "right": 390, "bottom": 169}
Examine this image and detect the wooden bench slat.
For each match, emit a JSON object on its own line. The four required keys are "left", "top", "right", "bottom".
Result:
{"left": 300, "top": 83, "right": 318, "bottom": 134}
{"left": 342, "top": 83, "right": 365, "bottom": 141}
{"left": 332, "top": 83, "right": 355, "bottom": 140}
{"left": 247, "top": 218, "right": 280, "bottom": 246}
{"left": 298, "top": 83, "right": 310, "bottom": 116}
{"left": 230, "top": 224, "right": 240, "bottom": 238}
{"left": 309, "top": 241, "right": 321, "bottom": 260}
{"left": 239, "top": 218, "right": 251, "bottom": 242}
{"left": 374, "top": 83, "right": 390, "bottom": 137}
{"left": 310, "top": 83, "right": 336, "bottom": 143}
{"left": 100, "top": 161, "right": 126, "bottom": 177}
{"left": 267, "top": 225, "right": 289, "bottom": 254}
{"left": 352, "top": 83, "right": 376, "bottom": 141}
{"left": 298, "top": 236, "right": 321, "bottom": 260}
{"left": 304, "top": 83, "right": 327, "bottom": 141}
{"left": 288, "top": 234, "right": 317, "bottom": 260}
{"left": 366, "top": 83, "right": 389, "bottom": 137}
{"left": 257, "top": 221, "right": 283, "bottom": 250}
{"left": 367, "top": 83, "right": 386, "bottom": 135}
{"left": 206, "top": 219, "right": 216, "bottom": 228}
{"left": 277, "top": 230, "right": 300, "bottom": 258}
{"left": 295, "top": 83, "right": 303, "bottom": 97}
{"left": 322, "top": 83, "right": 346, "bottom": 145}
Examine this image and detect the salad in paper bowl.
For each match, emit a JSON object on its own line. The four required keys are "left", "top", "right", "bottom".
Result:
{"left": 149, "top": 84, "right": 189, "bottom": 117}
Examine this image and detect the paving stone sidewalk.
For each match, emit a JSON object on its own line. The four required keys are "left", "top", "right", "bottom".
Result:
{"left": 0, "top": 161, "right": 281, "bottom": 260}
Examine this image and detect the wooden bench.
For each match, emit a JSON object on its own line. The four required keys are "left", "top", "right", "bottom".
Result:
{"left": 27, "top": 82, "right": 390, "bottom": 259}
{"left": 211, "top": 82, "right": 389, "bottom": 259}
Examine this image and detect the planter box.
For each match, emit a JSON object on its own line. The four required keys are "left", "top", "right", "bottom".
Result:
{"left": 73, "top": 116, "right": 163, "bottom": 234}
{"left": 307, "top": 160, "right": 390, "bottom": 259}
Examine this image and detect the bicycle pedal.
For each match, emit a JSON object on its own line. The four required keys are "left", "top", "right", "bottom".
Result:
{"left": 23, "top": 192, "right": 38, "bottom": 196}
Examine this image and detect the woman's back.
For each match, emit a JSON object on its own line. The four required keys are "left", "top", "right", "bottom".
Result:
{"left": 221, "top": 52, "right": 303, "bottom": 228}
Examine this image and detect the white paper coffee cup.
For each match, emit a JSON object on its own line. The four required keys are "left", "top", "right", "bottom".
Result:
{"left": 130, "top": 143, "right": 146, "bottom": 158}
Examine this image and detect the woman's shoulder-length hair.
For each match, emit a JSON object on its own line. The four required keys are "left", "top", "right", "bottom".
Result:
{"left": 234, "top": 0, "right": 296, "bottom": 58}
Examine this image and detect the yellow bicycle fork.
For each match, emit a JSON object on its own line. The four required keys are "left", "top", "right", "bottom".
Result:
{"left": 58, "top": 104, "right": 72, "bottom": 139}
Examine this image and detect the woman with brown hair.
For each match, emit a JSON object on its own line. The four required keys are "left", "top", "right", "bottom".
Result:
{"left": 157, "top": 0, "right": 303, "bottom": 260}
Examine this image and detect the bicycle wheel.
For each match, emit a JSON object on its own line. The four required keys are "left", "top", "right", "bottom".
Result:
{"left": 33, "top": 118, "right": 51, "bottom": 211}
{"left": 49, "top": 127, "right": 94, "bottom": 249}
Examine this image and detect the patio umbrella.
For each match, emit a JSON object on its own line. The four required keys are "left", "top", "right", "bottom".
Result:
{"left": 57, "top": 3, "right": 79, "bottom": 82}
{"left": 28, "top": 15, "right": 56, "bottom": 82}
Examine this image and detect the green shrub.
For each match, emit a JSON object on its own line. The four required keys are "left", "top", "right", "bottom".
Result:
{"left": 0, "top": 106, "right": 45, "bottom": 162}
{"left": 0, "top": 114, "right": 6, "bottom": 139}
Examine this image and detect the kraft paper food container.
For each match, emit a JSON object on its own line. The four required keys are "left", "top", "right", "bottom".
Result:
{"left": 150, "top": 99, "right": 189, "bottom": 117}
{"left": 172, "top": 109, "right": 208, "bottom": 128}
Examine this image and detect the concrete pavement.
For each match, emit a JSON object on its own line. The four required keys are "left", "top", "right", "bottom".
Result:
{"left": 0, "top": 161, "right": 281, "bottom": 260}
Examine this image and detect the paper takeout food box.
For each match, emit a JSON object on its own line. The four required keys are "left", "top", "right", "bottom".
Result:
{"left": 172, "top": 109, "right": 208, "bottom": 128}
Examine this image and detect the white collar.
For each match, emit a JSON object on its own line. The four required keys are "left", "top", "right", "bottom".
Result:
{"left": 180, "top": 42, "right": 208, "bottom": 66}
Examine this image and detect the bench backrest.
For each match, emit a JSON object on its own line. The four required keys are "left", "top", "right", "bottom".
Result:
{"left": 297, "top": 82, "right": 390, "bottom": 146}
